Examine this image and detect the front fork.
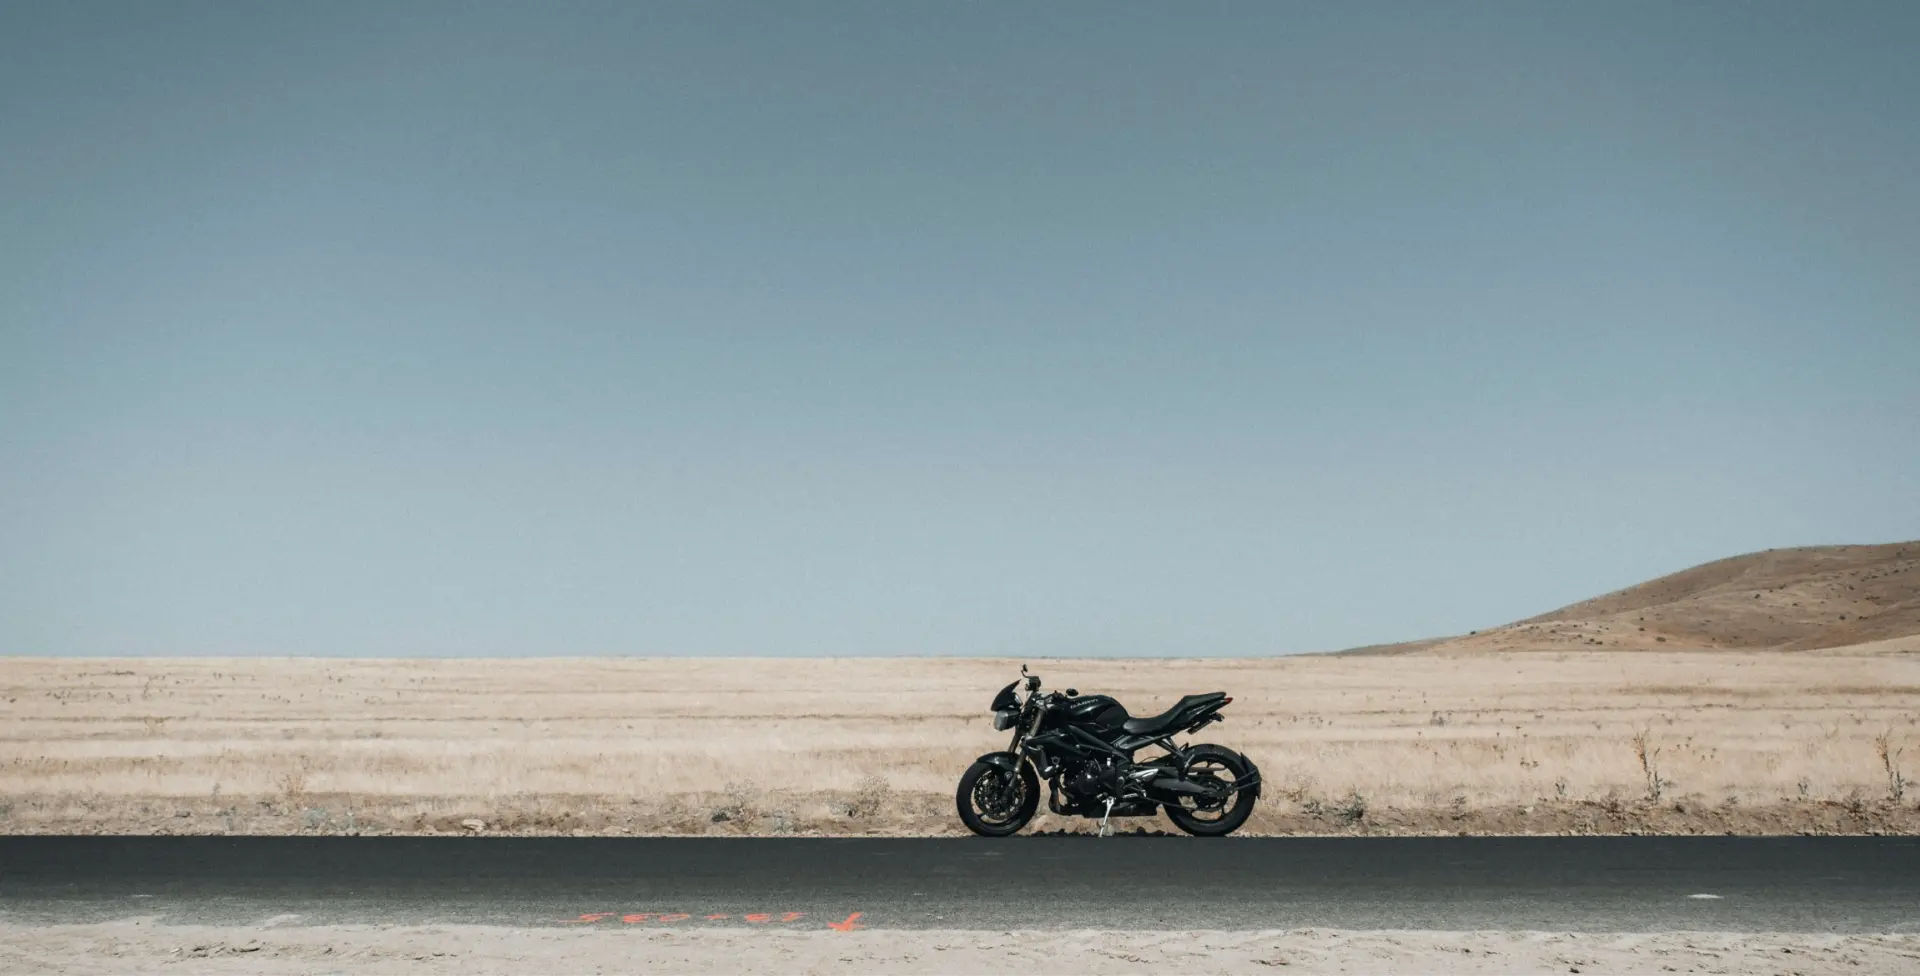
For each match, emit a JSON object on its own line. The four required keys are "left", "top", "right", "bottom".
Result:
{"left": 990, "top": 728, "right": 1034, "bottom": 808}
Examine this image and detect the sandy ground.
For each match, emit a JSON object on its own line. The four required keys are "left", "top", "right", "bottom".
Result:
{"left": 4, "top": 652, "right": 1918, "bottom": 836}
{"left": 4, "top": 921, "right": 1918, "bottom": 975}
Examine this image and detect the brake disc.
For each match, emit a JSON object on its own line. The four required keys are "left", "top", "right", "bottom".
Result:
{"left": 974, "top": 773, "right": 1018, "bottom": 816}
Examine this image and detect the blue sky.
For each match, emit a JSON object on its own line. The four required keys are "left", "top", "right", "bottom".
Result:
{"left": 3, "top": 2, "right": 1916, "bottom": 656}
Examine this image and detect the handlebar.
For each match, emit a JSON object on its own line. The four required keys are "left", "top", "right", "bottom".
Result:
{"left": 1017, "top": 671, "right": 1078, "bottom": 705}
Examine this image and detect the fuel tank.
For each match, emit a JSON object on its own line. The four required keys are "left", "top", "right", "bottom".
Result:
{"left": 1062, "top": 694, "right": 1129, "bottom": 730}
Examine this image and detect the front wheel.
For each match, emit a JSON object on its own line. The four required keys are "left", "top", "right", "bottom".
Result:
{"left": 1164, "top": 745, "right": 1260, "bottom": 837}
{"left": 955, "top": 760, "right": 1039, "bottom": 837}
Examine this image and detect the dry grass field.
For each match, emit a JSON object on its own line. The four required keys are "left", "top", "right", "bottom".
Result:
{"left": 4, "top": 650, "right": 1917, "bottom": 836}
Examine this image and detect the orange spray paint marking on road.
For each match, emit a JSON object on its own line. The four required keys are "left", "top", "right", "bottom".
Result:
{"left": 743, "top": 913, "right": 771, "bottom": 923}
{"left": 657, "top": 914, "right": 691, "bottom": 922}
{"left": 621, "top": 913, "right": 655, "bottom": 924}
{"left": 827, "top": 912, "right": 864, "bottom": 932}
{"left": 704, "top": 914, "right": 729, "bottom": 920}
{"left": 564, "top": 913, "right": 613, "bottom": 924}
{"left": 780, "top": 912, "right": 807, "bottom": 922}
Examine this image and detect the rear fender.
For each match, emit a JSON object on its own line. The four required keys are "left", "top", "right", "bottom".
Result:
{"left": 1181, "top": 700, "right": 1231, "bottom": 734}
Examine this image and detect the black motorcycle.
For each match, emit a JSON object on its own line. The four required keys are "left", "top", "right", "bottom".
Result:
{"left": 956, "top": 666, "right": 1261, "bottom": 837}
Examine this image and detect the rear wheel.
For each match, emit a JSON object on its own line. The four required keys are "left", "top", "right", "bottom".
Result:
{"left": 1163, "top": 745, "right": 1259, "bottom": 837}
{"left": 955, "top": 760, "right": 1039, "bottom": 837}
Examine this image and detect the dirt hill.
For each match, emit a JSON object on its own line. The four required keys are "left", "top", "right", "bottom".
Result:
{"left": 1424, "top": 542, "right": 1920, "bottom": 653}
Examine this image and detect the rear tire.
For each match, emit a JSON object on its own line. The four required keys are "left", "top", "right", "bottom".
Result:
{"left": 955, "top": 760, "right": 1039, "bottom": 837}
{"left": 1163, "top": 745, "right": 1259, "bottom": 837}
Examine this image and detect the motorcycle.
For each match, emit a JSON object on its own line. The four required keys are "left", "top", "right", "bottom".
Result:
{"left": 956, "top": 665, "right": 1261, "bottom": 837}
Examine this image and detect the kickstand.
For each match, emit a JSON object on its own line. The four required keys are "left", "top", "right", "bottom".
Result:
{"left": 1097, "top": 797, "right": 1115, "bottom": 838}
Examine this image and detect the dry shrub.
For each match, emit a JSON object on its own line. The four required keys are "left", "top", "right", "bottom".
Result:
{"left": 848, "top": 775, "right": 891, "bottom": 819}
{"left": 1631, "top": 728, "right": 1671, "bottom": 802}
{"left": 1331, "top": 790, "right": 1367, "bottom": 825}
{"left": 1877, "top": 732, "right": 1909, "bottom": 802}
{"left": 273, "top": 767, "right": 309, "bottom": 804}
{"left": 710, "top": 781, "right": 759, "bottom": 825}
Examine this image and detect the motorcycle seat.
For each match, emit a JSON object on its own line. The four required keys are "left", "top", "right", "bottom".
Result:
{"left": 1121, "top": 692, "right": 1228, "bottom": 736}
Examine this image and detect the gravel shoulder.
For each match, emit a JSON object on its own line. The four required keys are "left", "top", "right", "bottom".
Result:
{"left": 5, "top": 922, "right": 1920, "bottom": 975}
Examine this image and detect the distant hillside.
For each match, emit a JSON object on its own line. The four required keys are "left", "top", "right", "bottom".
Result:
{"left": 1417, "top": 542, "right": 1920, "bottom": 653}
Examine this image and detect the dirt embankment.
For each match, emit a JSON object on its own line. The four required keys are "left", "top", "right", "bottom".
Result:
{"left": 1423, "top": 542, "right": 1920, "bottom": 654}
{"left": 5, "top": 789, "right": 1917, "bottom": 839}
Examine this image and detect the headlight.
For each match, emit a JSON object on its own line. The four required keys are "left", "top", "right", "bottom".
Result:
{"left": 992, "top": 708, "right": 1018, "bottom": 731}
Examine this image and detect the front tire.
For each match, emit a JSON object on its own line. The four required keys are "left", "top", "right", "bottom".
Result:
{"left": 955, "top": 760, "right": 1039, "bottom": 837}
{"left": 1164, "top": 745, "right": 1259, "bottom": 837}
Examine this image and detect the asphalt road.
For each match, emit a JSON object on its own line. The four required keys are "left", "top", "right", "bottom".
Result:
{"left": 3, "top": 836, "right": 1917, "bottom": 933}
